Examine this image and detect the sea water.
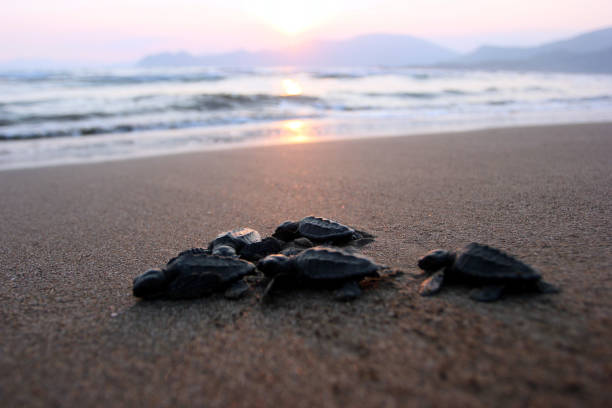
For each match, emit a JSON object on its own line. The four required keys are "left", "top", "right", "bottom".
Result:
{"left": 1, "top": 66, "right": 611, "bottom": 169}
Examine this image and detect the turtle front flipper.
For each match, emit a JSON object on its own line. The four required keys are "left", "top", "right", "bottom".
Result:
{"left": 262, "top": 273, "right": 296, "bottom": 304}
{"left": 535, "top": 280, "right": 560, "bottom": 294}
{"left": 224, "top": 280, "right": 249, "bottom": 300}
{"left": 469, "top": 285, "right": 506, "bottom": 302}
{"left": 334, "top": 280, "right": 362, "bottom": 302}
{"left": 418, "top": 270, "right": 445, "bottom": 296}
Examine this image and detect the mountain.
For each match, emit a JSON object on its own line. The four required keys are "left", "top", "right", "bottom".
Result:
{"left": 449, "top": 26, "right": 612, "bottom": 73}
{"left": 138, "top": 34, "right": 458, "bottom": 67}
{"left": 138, "top": 27, "right": 612, "bottom": 73}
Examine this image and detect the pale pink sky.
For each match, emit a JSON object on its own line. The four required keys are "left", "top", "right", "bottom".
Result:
{"left": 1, "top": 0, "right": 611, "bottom": 63}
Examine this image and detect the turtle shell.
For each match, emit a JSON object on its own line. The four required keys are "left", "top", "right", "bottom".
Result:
{"left": 159, "top": 250, "right": 255, "bottom": 299}
{"left": 294, "top": 246, "right": 379, "bottom": 282}
{"left": 452, "top": 243, "right": 541, "bottom": 282}
{"left": 297, "top": 216, "right": 355, "bottom": 243}
{"left": 208, "top": 228, "right": 262, "bottom": 251}
{"left": 240, "top": 237, "right": 283, "bottom": 261}
{"left": 165, "top": 250, "right": 255, "bottom": 284}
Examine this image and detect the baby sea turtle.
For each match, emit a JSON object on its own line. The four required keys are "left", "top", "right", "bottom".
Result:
{"left": 273, "top": 216, "right": 375, "bottom": 247}
{"left": 133, "top": 248, "right": 255, "bottom": 300}
{"left": 416, "top": 243, "right": 559, "bottom": 302}
{"left": 208, "top": 227, "right": 261, "bottom": 253}
{"left": 257, "top": 246, "right": 381, "bottom": 302}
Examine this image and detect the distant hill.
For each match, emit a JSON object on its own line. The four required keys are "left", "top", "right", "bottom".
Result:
{"left": 447, "top": 26, "right": 612, "bottom": 73}
{"left": 138, "top": 27, "right": 612, "bottom": 73}
{"left": 138, "top": 34, "right": 458, "bottom": 67}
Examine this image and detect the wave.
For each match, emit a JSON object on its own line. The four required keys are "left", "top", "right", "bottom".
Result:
{"left": 547, "top": 95, "right": 612, "bottom": 104}
{"left": 0, "top": 71, "right": 227, "bottom": 85}
{"left": 76, "top": 73, "right": 226, "bottom": 85}
{"left": 0, "top": 93, "right": 327, "bottom": 127}
{"left": 365, "top": 89, "right": 472, "bottom": 98}
{"left": 487, "top": 100, "right": 514, "bottom": 106}
{"left": 0, "top": 113, "right": 324, "bottom": 140}
{"left": 172, "top": 93, "right": 322, "bottom": 111}
{"left": 311, "top": 72, "right": 364, "bottom": 79}
{"left": 366, "top": 92, "right": 437, "bottom": 99}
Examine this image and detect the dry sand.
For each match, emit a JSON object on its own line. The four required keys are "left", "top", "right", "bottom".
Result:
{"left": 1, "top": 123, "right": 611, "bottom": 407}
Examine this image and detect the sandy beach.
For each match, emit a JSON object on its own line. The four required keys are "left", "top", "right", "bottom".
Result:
{"left": 1, "top": 122, "right": 611, "bottom": 407}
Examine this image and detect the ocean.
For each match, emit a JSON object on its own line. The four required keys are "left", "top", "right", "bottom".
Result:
{"left": 1, "top": 66, "right": 611, "bottom": 170}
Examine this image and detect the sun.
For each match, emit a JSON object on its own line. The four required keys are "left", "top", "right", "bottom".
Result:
{"left": 243, "top": 1, "right": 340, "bottom": 36}
{"left": 268, "top": 8, "right": 313, "bottom": 36}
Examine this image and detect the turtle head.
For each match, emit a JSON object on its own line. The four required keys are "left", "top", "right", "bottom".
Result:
{"left": 272, "top": 221, "right": 299, "bottom": 241}
{"left": 133, "top": 269, "right": 168, "bottom": 299}
{"left": 257, "top": 254, "right": 295, "bottom": 278}
{"left": 211, "top": 245, "right": 237, "bottom": 257}
{"left": 417, "top": 249, "right": 456, "bottom": 273}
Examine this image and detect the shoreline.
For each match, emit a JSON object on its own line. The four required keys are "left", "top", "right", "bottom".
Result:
{"left": 1, "top": 122, "right": 611, "bottom": 407}
{"left": 2, "top": 118, "right": 612, "bottom": 171}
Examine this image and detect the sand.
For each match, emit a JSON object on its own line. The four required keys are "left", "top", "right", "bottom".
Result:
{"left": 0, "top": 122, "right": 611, "bottom": 407}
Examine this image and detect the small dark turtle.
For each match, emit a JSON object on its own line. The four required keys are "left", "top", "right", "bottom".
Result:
{"left": 273, "top": 216, "right": 375, "bottom": 247}
{"left": 297, "top": 216, "right": 355, "bottom": 243}
{"left": 239, "top": 237, "right": 283, "bottom": 262}
{"left": 257, "top": 246, "right": 381, "bottom": 302}
{"left": 416, "top": 243, "right": 560, "bottom": 302}
{"left": 133, "top": 248, "right": 255, "bottom": 300}
{"left": 208, "top": 227, "right": 261, "bottom": 252}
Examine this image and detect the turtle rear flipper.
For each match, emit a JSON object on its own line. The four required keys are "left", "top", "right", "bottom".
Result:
{"left": 469, "top": 285, "right": 506, "bottom": 302}
{"left": 535, "top": 280, "right": 560, "bottom": 294}
{"left": 334, "top": 280, "right": 362, "bottom": 302}
{"left": 224, "top": 280, "right": 249, "bottom": 300}
{"left": 418, "top": 271, "right": 444, "bottom": 296}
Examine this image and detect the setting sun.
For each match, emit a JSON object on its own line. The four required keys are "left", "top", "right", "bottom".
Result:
{"left": 282, "top": 79, "right": 303, "bottom": 96}
{"left": 242, "top": 1, "right": 342, "bottom": 36}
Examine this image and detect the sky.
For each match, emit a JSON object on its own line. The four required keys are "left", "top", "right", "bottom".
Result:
{"left": 1, "top": 0, "right": 611, "bottom": 64}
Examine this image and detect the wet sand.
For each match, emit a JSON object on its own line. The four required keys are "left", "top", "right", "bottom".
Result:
{"left": 1, "top": 122, "right": 611, "bottom": 407}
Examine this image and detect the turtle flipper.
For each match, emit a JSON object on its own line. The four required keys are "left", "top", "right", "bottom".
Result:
{"left": 224, "top": 280, "right": 249, "bottom": 300}
{"left": 406, "top": 271, "right": 429, "bottom": 279}
{"left": 535, "top": 280, "right": 560, "bottom": 294}
{"left": 334, "top": 280, "right": 362, "bottom": 301}
{"left": 262, "top": 273, "right": 295, "bottom": 304}
{"left": 419, "top": 271, "right": 445, "bottom": 296}
{"left": 469, "top": 285, "right": 505, "bottom": 302}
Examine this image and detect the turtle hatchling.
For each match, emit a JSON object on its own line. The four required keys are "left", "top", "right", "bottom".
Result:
{"left": 416, "top": 242, "right": 559, "bottom": 302}
{"left": 133, "top": 248, "right": 255, "bottom": 300}
{"left": 257, "top": 246, "right": 382, "bottom": 302}
{"left": 208, "top": 227, "right": 262, "bottom": 253}
{"left": 273, "top": 216, "right": 375, "bottom": 247}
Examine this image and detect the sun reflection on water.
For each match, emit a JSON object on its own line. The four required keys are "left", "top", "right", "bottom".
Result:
{"left": 282, "top": 79, "right": 303, "bottom": 96}
{"left": 282, "top": 120, "right": 311, "bottom": 144}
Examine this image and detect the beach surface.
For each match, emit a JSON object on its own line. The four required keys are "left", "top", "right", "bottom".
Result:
{"left": 1, "top": 122, "right": 611, "bottom": 407}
